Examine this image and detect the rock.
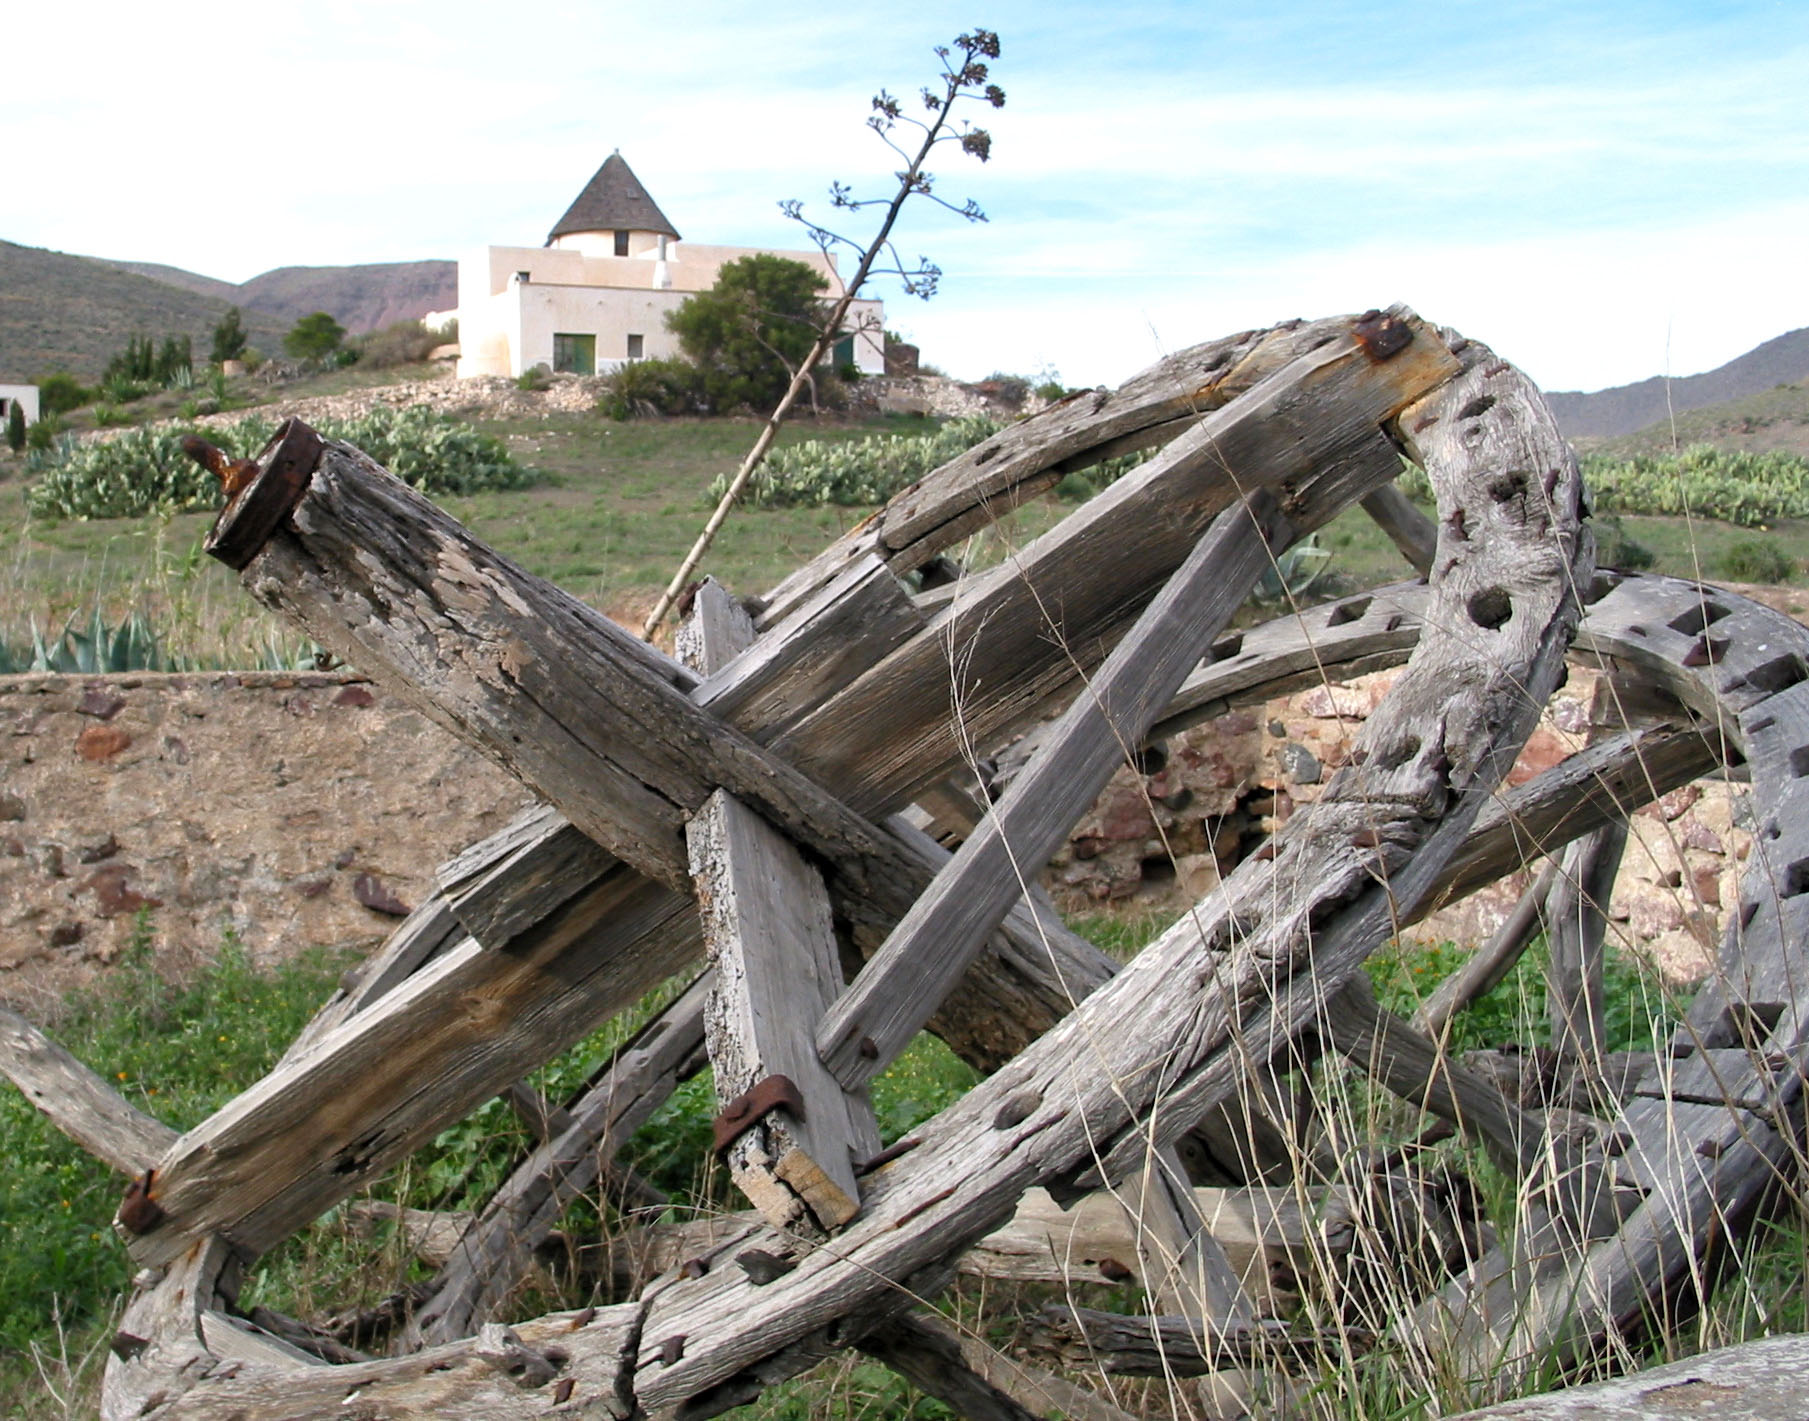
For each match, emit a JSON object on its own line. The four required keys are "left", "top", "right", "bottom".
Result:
{"left": 1297, "top": 684, "right": 1371, "bottom": 719}
{"left": 0, "top": 793, "right": 24, "bottom": 821}
{"left": 48, "top": 922, "right": 85, "bottom": 949}
{"left": 353, "top": 873, "right": 411, "bottom": 917}
{"left": 334, "top": 685, "right": 377, "bottom": 708}
{"left": 75, "top": 833, "right": 120, "bottom": 864}
{"left": 75, "top": 724, "right": 132, "bottom": 761}
{"left": 1278, "top": 742, "right": 1322, "bottom": 785}
{"left": 85, "top": 864, "right": 161, "bottom": 918}
{"left": 77, "top": 687, "right": 125, "bottom": 720}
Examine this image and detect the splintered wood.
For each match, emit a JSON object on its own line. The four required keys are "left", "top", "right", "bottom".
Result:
{"left": 5, "top": 309, "right": 1806, "bottom": 1421}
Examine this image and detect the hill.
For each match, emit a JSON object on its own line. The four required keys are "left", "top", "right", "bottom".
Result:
{"left": 1585, "top": 375, "right": 1809, "bottom": 460}
{"left": 1547, "top": 328, "right": 1809, "bottom": 441}
{"left": 102, "top": 257, "right": 456, "bottom": 333}
{"left": 0, "top": 241, "right": 289, "bottom": 383}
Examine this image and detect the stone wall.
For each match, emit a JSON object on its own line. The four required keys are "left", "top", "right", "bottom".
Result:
{"left": 0, "top": 672, "right": 530, "bottom": 1011}
{"left": 1, "top": 665, "right": 1743, "bottom": 1012}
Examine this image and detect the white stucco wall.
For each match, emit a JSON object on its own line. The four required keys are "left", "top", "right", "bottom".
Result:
{"left": 0, "top": 385, "right": 40, "bottom": 425}
{"left": 454, "top": 234, "right": 877, "bottom": 380}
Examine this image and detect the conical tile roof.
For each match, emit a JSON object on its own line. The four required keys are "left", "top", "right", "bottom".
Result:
{"left": 546, "top": 151, "right": 681, "bottom": 245}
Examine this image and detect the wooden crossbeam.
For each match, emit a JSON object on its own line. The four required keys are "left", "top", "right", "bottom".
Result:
{"left": 817, "top": 491, "right": 1289, "bottom": 1088}
{"left": 1545, "top": 821, "right": 1630, "bottom": 1073}
{"left": 0, "top": 1007, "right": 176, "bottom": 1176}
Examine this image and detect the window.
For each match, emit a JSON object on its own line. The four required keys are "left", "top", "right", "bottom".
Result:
{"left": 613, "top": 230, "right": 630, "bottom": 257}
{"left": 626, "top": 333, "right": 644, "bottom": 360}
{"left": 552, "top": 333, "right": 596, "bottom": 376}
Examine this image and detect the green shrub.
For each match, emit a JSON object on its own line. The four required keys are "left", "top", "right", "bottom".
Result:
{"left": 516, "top": 363, "right": 553, "bottom": 392}
{"left": 600, "top": 357, "right": 705, "bottom": 420}
{"left": 5, "top": 401, "right": 22, "bottom": 453}
{"left": 37, "top": 371, "right": 93, "bottom": 417}
{"left": 92, "top": 403, "right": 129, "bottom": 428}
{"left": 1716, "top": 535, "right": 1798, "bottom": 584}
{"left": 667, "top": 254, "right": 829, "bottom": 413}
{"left": 25, "top": 406, "right": 533, "bottom": 520}
{"left": 284, "top": 311, "right": 346, "bottom": 363}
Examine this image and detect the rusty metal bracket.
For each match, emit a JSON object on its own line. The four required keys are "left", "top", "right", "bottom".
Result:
{"left": 118, "top": 1168, "right": 165, "bottom": 1236}
{"left": 1353, "top": 308, "right": 1414, "bottom": 363}
{"left": 202, "top": 417, "right": 325, "bottom": 571}
{"left": 711, "top": 1074, "right": 805, "bottom": 1155}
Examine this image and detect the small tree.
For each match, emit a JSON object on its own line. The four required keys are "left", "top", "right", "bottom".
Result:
{"left": 211, "top": 306, "right": 248, "bottom": 364}
{"left": 667, "top": 255, "right": 829, "bottom": 413}
{"left": 284, "top": 311, "right": 346, "bottom": 363}
{"left": 5, "top": 401, "right": 24, "bottom": 453}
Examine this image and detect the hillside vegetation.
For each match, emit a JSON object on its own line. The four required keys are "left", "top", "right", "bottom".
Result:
{"left": 0, "top": 241, "right": 288, "bottom": 383}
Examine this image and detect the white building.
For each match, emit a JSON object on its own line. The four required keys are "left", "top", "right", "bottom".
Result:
{"left": 455, "top": 153, "right": 884, "bottom": 381}
{"left": 0, "top": 384, "right": 39, "bottom": 429}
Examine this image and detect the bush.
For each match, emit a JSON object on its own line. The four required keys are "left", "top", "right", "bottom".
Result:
{"left": 25, "top": 406, "right": 533, "bottom": 520}
{"left": 516, "top": 363, "right": 553, "bottom": 392}
{"left": 1716, "top": 535, "right": 1797, "bottom": 584}
{"left": 667, "top": 254, "right": 829, "bottom": 413}
{"left": 600, "top": 357, "right": 705, "bottom": 420}
{"left": 37, "top": 371, "right": 93, "bottom": 416}
{"left": 356, "top": 320, "right": 441, "bottom": 369}
{"left": 5, "top": 401, "right": 22, "bottom": 453}
{"left": 284, "top": 311, "right": 347, "bottom": 363}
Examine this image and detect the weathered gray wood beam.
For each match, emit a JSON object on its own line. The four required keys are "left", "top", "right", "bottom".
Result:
{"left": 683, "top": 581, "right": 879, "bottom": 1231}
{"left": 0, "top": 1006, "right": 177, "bottom": 1175}
{"left": 817, "top": 491, "right": 1288, "bottom": 1088}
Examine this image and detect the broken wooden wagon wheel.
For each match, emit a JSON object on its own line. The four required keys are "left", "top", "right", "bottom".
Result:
{"left": 6, "top": 309, "right": 1802, "bottom": 1419}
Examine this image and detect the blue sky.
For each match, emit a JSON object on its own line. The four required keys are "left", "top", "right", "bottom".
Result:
{"left": 5, "top": 1, "right": 1805, "bottom": 392}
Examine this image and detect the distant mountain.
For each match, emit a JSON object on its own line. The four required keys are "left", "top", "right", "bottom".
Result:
{"left": 1547, "top": 329, "right": 1809, "bottom": 441}
{"left": 0, "top": 241, "right": 288, "bottom": 383}
{"left": 0, "top": 240, "right": 457, "bottom": 383}
{"left": 102, "top": 258, "right": 457, "bottom": 333}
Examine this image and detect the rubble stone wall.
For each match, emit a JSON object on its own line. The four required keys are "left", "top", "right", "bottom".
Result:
{"left": 1, "top": 665, "right": 1740, "bottom": 1012}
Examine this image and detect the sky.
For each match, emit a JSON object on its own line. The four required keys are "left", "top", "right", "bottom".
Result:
{"left": 4, "top": 1, "right": 1806, "bottom": 394}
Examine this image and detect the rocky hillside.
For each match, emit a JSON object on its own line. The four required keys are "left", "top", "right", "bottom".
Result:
{"left": 0, "top": 240, "right": 454, "bottom": 382}
{"left": 1547, "top": 328, "right": 1809, "bottom": 441}
{"left": 0, "top": 241, "right": 287, "bottom": 383}
{"left": 104, "top": 257, "right": 457, "bottom": 332}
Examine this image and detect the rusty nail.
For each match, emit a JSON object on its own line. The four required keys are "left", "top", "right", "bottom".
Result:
{"left": 569, "top": 1306, "right": 597, "bottom": 1331}
{"left": 659, "top": 1334, "right": 687, "bottom": 1367}
{"left": 680, "top": 1256, "right": 710, "bottom": 1279}
{"left": 857, "top": 1136, "right": 922, "bottom": 1175}
{"left": 118, "top": 1169, "right": 165, "bottom": 1236}
{"left": 179, "top": 434, "right": 260, "bottom": 499}
{"left": 552, "top": 1377, "right": 575, "bottom": 1405}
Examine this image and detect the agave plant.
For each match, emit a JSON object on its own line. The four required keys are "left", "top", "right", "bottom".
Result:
{"left": 26, "top": 608, "right": 172, "bottom": 674}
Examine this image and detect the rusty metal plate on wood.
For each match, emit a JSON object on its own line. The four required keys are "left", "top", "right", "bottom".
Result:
{"left": 204, "top": 417, "right": 325, "bottom": 571}
{"left": 711, "top": 1074, "right": 805, "bottom": 1154}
